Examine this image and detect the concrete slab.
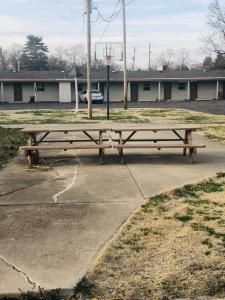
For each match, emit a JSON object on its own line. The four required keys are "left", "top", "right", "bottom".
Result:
{"left": 0, "top": 130, "right": 225, "bottom": 294}
{"left": 126, "top": 133, "right": 225, "bottom": 198}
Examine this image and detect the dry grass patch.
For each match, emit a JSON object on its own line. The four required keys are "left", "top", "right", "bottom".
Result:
{"left": 75, "top": 174, "right": 225, "bottom": 300}
{"left": 1, "top": 108, "right": 225, "bottom": 125}
{"left": 203, "top": 126, "right": 225, "bottom": 144}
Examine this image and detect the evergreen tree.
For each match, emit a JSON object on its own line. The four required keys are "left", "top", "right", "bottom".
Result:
{"left": 203, "top": 56, "right": 214, "bottom": 70}
{"left": 21, "top": 35, "right": 49, "bottom": 71}
{"left": 214, "top": 53, "right": 225, "bottom": 69}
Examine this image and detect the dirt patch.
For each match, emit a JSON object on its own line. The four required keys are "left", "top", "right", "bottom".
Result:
{"left": 75, "top": 174, "right": 225, "bottom": 300}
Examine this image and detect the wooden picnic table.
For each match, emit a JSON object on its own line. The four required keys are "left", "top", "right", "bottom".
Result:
{"left": 20, "top": 125, "right": 111, "bottom": 166}
{"left": 19, "top": 124, "right": 206, "bottom": 166}
{"left": 110, "top": 124, "right": 206, "bottom": 164}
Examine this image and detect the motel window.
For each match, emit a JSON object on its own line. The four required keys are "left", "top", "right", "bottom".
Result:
{"left": 37, "top": 83, "right": 45, "bottom": 92}
{"left": 78, "top": 83, "right": 83, "bottom": 92}
{"left": 178, "top": 83, "right": 186, "bottom": 90}
{"left": 143, "top": 83, "right": 151, "bottom": 91}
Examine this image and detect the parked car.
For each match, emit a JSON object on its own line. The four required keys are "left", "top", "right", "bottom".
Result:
{"left": 79, "top": 90, "right": 104, "bottom": 104}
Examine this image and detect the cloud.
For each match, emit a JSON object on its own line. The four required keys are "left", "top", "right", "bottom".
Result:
{"left": 0, "top": 0, "right": 212, "bottom": 68}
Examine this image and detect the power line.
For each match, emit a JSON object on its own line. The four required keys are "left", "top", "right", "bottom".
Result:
{"left": 93, "top": 0, "right": 122, "bottom": 23}
{"left": 126, "top": 0, "right": 135, "bottom": 6}
{"left": 95, "top": 0, "right": 122, "bottom": 42}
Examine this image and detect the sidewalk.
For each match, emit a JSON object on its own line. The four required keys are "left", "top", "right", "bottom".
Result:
{"left": 0, "top": 133, "right": 224, "bottom": 293}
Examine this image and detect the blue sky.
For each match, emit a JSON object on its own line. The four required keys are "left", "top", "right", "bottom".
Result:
{"left": 0, "top": 0, "right": 212, "bottom": 68}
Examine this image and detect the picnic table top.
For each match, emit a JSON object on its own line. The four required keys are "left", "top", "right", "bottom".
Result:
{"left": 111, "top": 124, "right": 203, "bottom": 132}
{"left": 21, "top": 124, "right": 203, "bottom": 133}
{"left": 21, "top": 124, "right": 111, "bottom": 133}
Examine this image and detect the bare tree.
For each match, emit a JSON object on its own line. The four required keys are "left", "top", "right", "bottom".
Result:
{"left": 3, "top": 44, "right": 23, "bottom": 70}
{"left": 65, "top": 45, "right": 86, "bottom": 68}
{"left": 158, "top": 49, "right": 175, "bottom": 70}
{"left": 175, "top": 48, "right": 191, "bottom": 70}
{"left": 205, "top": 0, "right": 225, "bottom": 55}
{"left": 48, "top": 47, "right": 68, "bottom": 71}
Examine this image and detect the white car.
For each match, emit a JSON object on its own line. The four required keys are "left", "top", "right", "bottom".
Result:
{"left": 79, "top": 90, "right": 104, "bottom": 104}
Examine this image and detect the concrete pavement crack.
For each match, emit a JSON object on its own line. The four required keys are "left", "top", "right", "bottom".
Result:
{"left": 0, "top": 180, "right": 45, "bottom": 198}
{"left": 0, "top": 255, "right": 40, "bottom": 289}
{"left": 125, "top": 164, "right": 146, "bottom": 200}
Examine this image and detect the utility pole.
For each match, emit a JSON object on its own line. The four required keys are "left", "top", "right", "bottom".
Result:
{"left": 85, "top": 0, "right": 92, "bottom": 118}
{"left": 148, "top": 43, "right": 151, "bottom": 71}
{"left": 122, "top": 0, "right": 128, "bottom": 109}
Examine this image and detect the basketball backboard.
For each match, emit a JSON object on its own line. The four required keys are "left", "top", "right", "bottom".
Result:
{"left": 95, "top": 42, "right": 123, "bottom": 63}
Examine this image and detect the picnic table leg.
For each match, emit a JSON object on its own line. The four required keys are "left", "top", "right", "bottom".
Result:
{"left": 183, "top": 130, "right": 188, "bottom": 156}
{"left": 186, "top": 130, "right": 194, "bottom": 163}
{"left": 99, "top": 130, "right": 103, "bottom": 165}
{"left": 27, "top": 133, "right": 39, "bottom": 166}
{"left": 119, "top": 131, "right": 124, "bottom": 164}
{"left": 188, "top": 148, "right": 195, "bottom": 164}
{"left": 27, "top": 150, "right": 33, "bottom": 168}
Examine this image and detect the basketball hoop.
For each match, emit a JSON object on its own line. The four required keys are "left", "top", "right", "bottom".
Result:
{"left": 105, "top": 55, "right": 113, "bottom": 64}
{"left": 95, "top": 42, "right": 123, "bottom": 63}
{"left": 94, "top": 42, "right": 123, "bottom": 121}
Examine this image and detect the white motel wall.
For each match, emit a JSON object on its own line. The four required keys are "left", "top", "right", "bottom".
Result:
{"left": 1, "top": 71, "right": 225, "bottom": 103}
{"left": 0, "top": 80, "right": 223, "bottom": 103}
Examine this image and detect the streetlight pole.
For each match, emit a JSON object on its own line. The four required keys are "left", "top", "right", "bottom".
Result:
{"left": 122, "top": 0, "right": 128, "bottom": 110}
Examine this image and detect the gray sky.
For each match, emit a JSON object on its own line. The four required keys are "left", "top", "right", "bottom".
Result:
{"left": 0, "top": 0, "right": 212, "bottom": 68}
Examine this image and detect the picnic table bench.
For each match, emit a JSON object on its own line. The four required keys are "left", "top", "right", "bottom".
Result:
{"left": 20, "top": 125, "right": 111, "bottom": 167}
{"left": 19, "top": 125, "right": 206, "bottom": 166}
{"left": 110, "top": 125, "right": 206, "bottom": 164}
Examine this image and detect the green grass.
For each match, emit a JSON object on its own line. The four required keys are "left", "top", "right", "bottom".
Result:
{"left": 0, "top": 127, "right": 27, "bottom": 167}
{"left": 174, "top": 214, "right": 193, "bottom": 223}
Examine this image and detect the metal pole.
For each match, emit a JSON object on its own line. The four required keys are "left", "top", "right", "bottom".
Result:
{"left": 148, "top": 43, "right": 151, "bottom": 71}
{"left": 122, "top": 0, "right": 128, "bottom": 110}
{"left": 86, "top": 0, "right": 92, "bottom": 118}
{"left": 34, "top": 82, "right": 37, "bottom": 102}
{"left": 107, "top": 64, "right": 110, "bottom": 120}
{"left": 75, "top": 77, "right": 79, "bottom": 113}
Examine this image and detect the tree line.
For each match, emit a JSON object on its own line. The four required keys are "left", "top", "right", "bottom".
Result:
{"left": 0, "top": 35, "right": 114, "bottom": 73}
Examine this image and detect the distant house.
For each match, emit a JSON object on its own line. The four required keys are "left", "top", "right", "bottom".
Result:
{"left": 0, "top": 70, "right": 225, "bottom": 103}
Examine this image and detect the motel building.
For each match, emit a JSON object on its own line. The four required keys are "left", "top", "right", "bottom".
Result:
{"left": 1, "top": 70, "right": 225, "bottom": 103}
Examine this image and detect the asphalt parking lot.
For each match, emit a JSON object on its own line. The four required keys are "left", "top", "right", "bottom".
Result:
{"left": 1, "top": 100, "right": 225, "bottom": 115}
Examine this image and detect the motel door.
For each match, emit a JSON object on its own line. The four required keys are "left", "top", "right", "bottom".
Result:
{"left": 99, "top": 82, "right": 105, "bottom": 97}
{"left": 14, "top": 83, "right": 23, "bottom": 102}
{"left": 190, "top": 82, "right": 198, "bottom": 100}
{"left": 130, "top": 82, "right": 139, "bottom": 101}
{"left": 164, "top": 82, "right": 172, "bottom": 100}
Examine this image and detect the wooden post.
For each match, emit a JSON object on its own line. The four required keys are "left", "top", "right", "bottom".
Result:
{"left": 122, "top": 0, "right": 128, "bottom": 109}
